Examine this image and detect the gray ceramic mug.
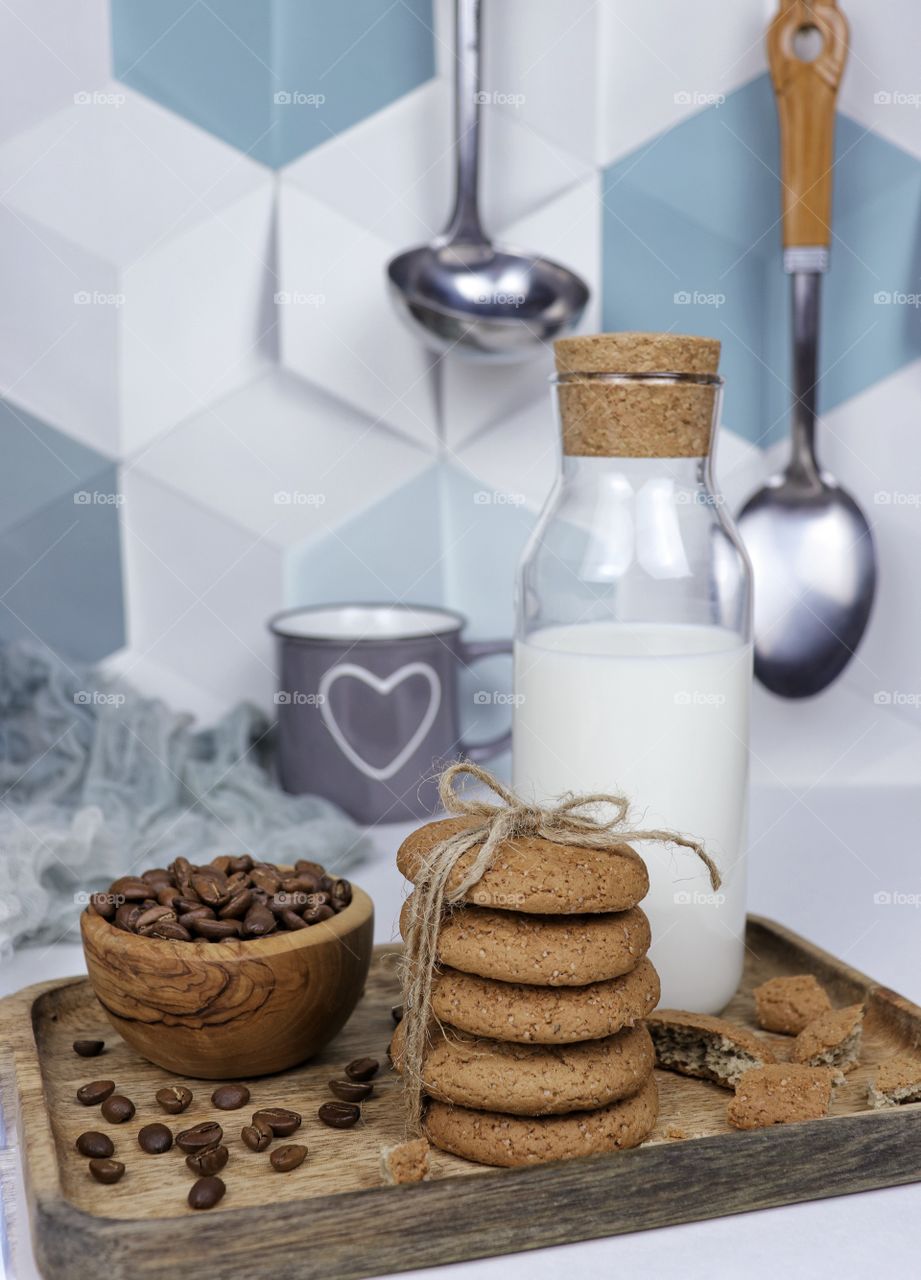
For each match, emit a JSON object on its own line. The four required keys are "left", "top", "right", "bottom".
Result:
{"left": 269, "top": 603, "right": 512, "bottom": 823}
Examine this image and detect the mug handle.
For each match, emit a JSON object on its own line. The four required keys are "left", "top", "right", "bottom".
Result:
{"left": 458, "top": 637, "right": 514, "bottom": 762}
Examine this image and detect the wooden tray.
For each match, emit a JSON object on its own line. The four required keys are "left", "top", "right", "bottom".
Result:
{"left": 3, "top": 916, "right": 921, "bottom": 1280}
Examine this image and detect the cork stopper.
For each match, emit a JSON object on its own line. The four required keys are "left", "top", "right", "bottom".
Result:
{"left": 553, "top": 332, "right": 722, "bottom": 458}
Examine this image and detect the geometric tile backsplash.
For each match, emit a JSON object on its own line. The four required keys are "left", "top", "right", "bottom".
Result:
{"left": 5, "top": 0, "right": 921, "bottom": 731}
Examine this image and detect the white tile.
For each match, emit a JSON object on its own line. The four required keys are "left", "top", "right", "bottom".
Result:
{"left": 838, "top": 0, "right": 921, "bottom": 160}
{"left": 98, "top": 646, "right": 230, "bottom": 728}
{"left": 277, "top": 184, "right": 440, "bottom": 448}
{"left": 131, "top": 368, "right": 432, "bottom": 547}
{"left": 120, "top": 467, "right": 281, "bottom": 712}
{"left": 454, "top": 396, "right": 559, "bottom": 513}
{"left": 440, "top": 173, "right": 601, "bottom": 450}
{"left": 597, "top": 0, "right": 772, "bottom": 166}
{"left": 0, "top": 85, "right": 274, "bottom": 457}
{"left": 0, "top": 0, "right": 110, "bottom": 144}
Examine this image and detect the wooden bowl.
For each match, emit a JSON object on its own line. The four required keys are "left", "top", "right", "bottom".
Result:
{"left": 80, "top": 887, "right": 374, "bottom": 1078}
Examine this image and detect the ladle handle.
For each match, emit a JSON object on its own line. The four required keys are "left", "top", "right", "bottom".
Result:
{"left": 767, "top": 0, "right": 849, "bottom": 253}
{"left": 443, "top": 0, "right": 486, "bottom": 244}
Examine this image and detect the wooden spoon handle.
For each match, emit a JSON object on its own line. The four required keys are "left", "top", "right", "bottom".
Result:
{"left": 766, "top": 0, "right": 849, "bottom": 251}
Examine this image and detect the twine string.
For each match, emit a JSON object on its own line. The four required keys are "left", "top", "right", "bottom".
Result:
{"left": 399, "top": 760, "right": 721, "bottom": 1135}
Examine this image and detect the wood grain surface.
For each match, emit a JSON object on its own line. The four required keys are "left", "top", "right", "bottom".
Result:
{"left": 767, "top": 0, "right": 849, "bottom": 249}
{"left": 2, "top": 917, "right": 921, "bottom": 1280}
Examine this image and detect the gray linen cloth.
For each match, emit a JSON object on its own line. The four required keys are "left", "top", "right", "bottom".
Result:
{"left": 0, "top": 643, "right": 367, "bottom": 956}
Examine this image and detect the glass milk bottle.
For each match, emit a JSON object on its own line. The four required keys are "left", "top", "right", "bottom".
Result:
{"left": 513, "top": 332, "right": 752, "bottom": 1013}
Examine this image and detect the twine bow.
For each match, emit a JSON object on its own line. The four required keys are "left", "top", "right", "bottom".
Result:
{"left": 399, "top": 760, "right": 721, "bottom": 1135}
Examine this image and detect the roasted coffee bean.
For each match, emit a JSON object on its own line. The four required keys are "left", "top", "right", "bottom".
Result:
{"left": 101, "top": 1094, "right": 136, "bottom": 1124}
{"left": 186, "top": 1144, "right": 229, "bottom": 1176}
{"left": 142, "top": 867, "right": 172, "bottom": 887}
{"left": 318, "top": 1101, "right": 360, "bottom": 1129}
{"left": 279, "top": 909, "right": 309, "bottom": 931}
{"left": 250, "top": 866, "right": 281, "bottom": 895}
{"left": 302, "top": 904, "right": 334, "bottom": 925}
{"left": 157, "top": 885, "right": 183, "bottom": 908}
{"left": 211, "top": 1083, "right": 250, "bottom": 1110}
{"left": 252, "top": 1107, "right": 301, "bottom": 1137}
{"left": 209, "top": 855, "right": 233, "bottom": 875}
{"left": 391, "top": 1004, "right": 404, "bottom": 1024}
{"left": 331, "top": 879, "right": 352, "bottom": 908}
{"left": 75, "top": 1131, "right": 114, "bottom": 1158}
{"left": 156, "top": 1085, "right": 193, "bottom": 1115}
{"left": 113, "top": 903, "right": 142, "bottom": 933}
{"left": 295, "top": 859, "right": 325, "bottom": 878}
{"left": 241, "top": 903, "right": 275, "bottom": 938}
{"left": 306, "top": 891, "right": 331, "bottom": 909}
{"left": 328, "top": 1079, "right": 373, "bottom": 1103}
{"left": 270, "top": 1143, "right": 308, "bottom": 1172}
{"left": 191, "top": 916, "right": 242, "bottom": 941}
{"left": 110, "top": 876, "right": 151, "bottom": 902}
{"left": 218, "top": 889, "right": 252, "bottom": 920}
{"left": 73, "top": 1039, "right": 105, "bottom": 1058}
{"left": 137, "top": 1122, "right": 173, "bottom": 1154}
{"left": 229, "top": 854, "right": 253, "bottom": 874}
{"left": 191, "top": 871, "right": 228, "bottom": 908}
{"left": 241, "top": 1118, "right": 273, "bottom": 1152}
{"left": 136, "top": 905, "right": 176, "bottom": 932}
{"left": 176, "top": 1121, "right": 223, "bottom": 1154}
{"left": 89, "top": 1158, "right": 125, "bottom": 1185}
{"left": 345, "top": 1057, "right": 379, "bottom": 1082}
{"left": 170, "top": 856, "right": 194, "bottom": 884}
{"left": 150, "top": 920, "right": 193, "bottom": 942}
{"left": 77, "top": 1080, "right": 115, "bottom": 1106}
{"left": 188, "top": 1175, "right": 225, "bottom": 1210}
{"left": 172, "top": 895, "right": 204, "bottom": 914}
{"left": 88, "top": 892, "right": 117, "bottom": 920}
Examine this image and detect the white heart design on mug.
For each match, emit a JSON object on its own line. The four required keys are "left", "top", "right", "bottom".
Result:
{"left": 317, "top": 661, "right": 442, "bottom": 782}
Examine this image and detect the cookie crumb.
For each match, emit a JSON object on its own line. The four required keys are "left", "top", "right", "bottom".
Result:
{"left": 664, "top": 1125, "right": 688, "bottom": 1140}
{"left": 380, "top": 1138, "right": 430, "bottom": 1185}
{"left": 790, "top": 1004, "right": 864, "bottom": 1072}
{"left": 753, "top": 974, "right": 832, "bottom": 1035}
{"left": 868, "top": 1054, "right": 921, "bottom": 1108}
{"left": 646, "top": 1009, "right": 775, "bottom": 1089}
{"left": 727, "top": 1064, "right": 839, "bottom": 1130}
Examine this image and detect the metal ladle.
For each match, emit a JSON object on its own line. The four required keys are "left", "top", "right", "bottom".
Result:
{"left": 386, "top": 0, "right": 589, "bottom": 361}
{"left": 737, "top": 0, "right": 876, "bottom": 698}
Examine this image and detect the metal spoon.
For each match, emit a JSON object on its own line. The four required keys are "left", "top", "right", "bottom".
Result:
{"left": 737, "top": 0, "right": 875, "bottom": 698}
{"left": 386, "top": 0, "right": 589, "bottom": 361}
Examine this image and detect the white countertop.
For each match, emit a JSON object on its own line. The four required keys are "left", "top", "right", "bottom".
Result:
{"left": 3, "top": 784, "right": 921, "bottom": 1279}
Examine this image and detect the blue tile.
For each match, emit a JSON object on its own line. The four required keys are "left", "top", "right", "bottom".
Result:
{"left": 0, "top": 398, "right": 113, "bottom": 535}
{"left": 0, "top": 464, "right": 125, "bottom": 662}
{"left": 112, "top": 0, "right": 435, "bottom": 168}
{"left": 603, "top": 75, "right": 921, "bottom": 447}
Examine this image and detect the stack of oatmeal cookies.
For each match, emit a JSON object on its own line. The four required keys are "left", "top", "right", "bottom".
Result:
{"left": 392, "top": 815, "right": 660, "bottom": 1167}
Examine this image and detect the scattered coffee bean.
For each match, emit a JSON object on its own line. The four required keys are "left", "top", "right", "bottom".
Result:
{"left": 391, "top": 1005, "right": 404, "bottom": 1024}
{"left": 270, "top": 1143, "right": 307, "bottom": 1172}
{"left": 77, "top": 1080, "right": 115, "bottom": 1106}
{"left": 156, "top": 1085, "right": 193, "bottom": 1115}
{"left": 137, "top": 1123, "right": 173, "bottom": 1154}
{"left": 75, "top": 1131, "right": 114, "bottom": 1159}
{"left": 241, "top": 1118, "right": 273, "bottom": 1152}
{"left": 89, "top": 1158, "right": 125, "bottom": 1185}
{"left": 85, "top": 857, "right": 352, "bottom": 942}
{"left": 73, "top": 1039, "right": 105, "bottom": 1058}
{"left": 329, "top": 1079, "right": 373, "bottom": 1103}
{"left": 252, "top": 1107, "right": 301, "bottom": 1137}
{"left": 176, "top": 1121, "right": 223, "bottom": 1154}
{"left": 188, "top": 1175, "right": 225, "bottom": 1210}
{"left": 101, "top": 1095, "right": 136, "bottom": 1124}
{"left": 318, "top": 1101, "right": 360, "bottom": 1129}
{"left": 211, "top": 1083, "right": 250, "bottom": 1110}
{"left": 186, "top": 1144, "right": 229, "bottom": 1176}
{"left": 345, "top": 1057, "right": 379, "bottom": 1082}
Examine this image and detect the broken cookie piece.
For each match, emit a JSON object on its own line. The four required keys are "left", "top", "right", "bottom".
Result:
{"left": 753, "top": 974, "right": 832, "bottom": 1035}
{"left": 728, "top": 1064, "right": 839, "bottom": 1130}
{"left": 380, "top": 1138, "right": 431, "bottom": 1185}
{"left": 790, "top": 1003, "right": 863, "bottom": 1072}
{"left": 868, "top": 1054, "right": 921, "bottom": 1108}
{"left": 646, "top": 1009, "right": 775, "bottom": 1089}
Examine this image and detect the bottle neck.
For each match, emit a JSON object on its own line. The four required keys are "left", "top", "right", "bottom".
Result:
{"left": 560, "top": 453, "right": 715, "bottom": 498}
